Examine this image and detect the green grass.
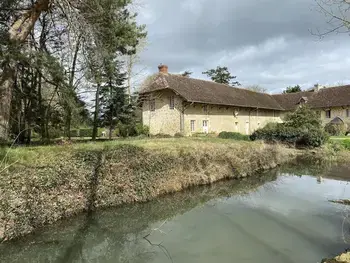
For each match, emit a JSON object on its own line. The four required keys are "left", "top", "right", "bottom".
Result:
{"left": 330, "top": 136, "right": 350, "bottom": 141}
{"left": 0, "top": 137, "right": 257, "bottom": 168}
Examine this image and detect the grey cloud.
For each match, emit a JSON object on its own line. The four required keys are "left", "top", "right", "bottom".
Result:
{"left": 136, "top": 0, "right": 350, "bottom": 92}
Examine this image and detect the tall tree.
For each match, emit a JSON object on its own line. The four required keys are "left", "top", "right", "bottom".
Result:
{"left": 99, "top": 60, "right": 128, "bottom": 139}
{"left": 313, "top": 0, "right": 350, "bottom": 37}
{"left": 202, "top": 66, "right": 240, "bottom": 86}
{"left": 0, "top": 0, "right": 145, "bottom": 142}
{"left": 283, "top": 85, "right": 302, "bottom": 94}
{"left": 124, "top": 38, "right": 147, "bottom": 104}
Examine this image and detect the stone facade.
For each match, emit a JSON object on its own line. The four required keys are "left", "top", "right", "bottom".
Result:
{"left": 142, "top": 90, "right": 283, "bottom": 136}
{"left": 141, "top": 66, "right": 350, "bottom": 136}
{"left": 319, "top": 107, "right": 350, "bottom": 129}
{"left": 142, "top": 90, "right": 183, "bottom": 135}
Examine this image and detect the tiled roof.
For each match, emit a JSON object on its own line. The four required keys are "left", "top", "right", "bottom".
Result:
{"left": 141, "top": 73, "right": 284, "bottom": 110}
{"left": 141, "top": 74, "right": 350, "bottom": 111}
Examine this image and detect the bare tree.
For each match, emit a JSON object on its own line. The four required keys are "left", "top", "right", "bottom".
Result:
{"left": 125, "top": 38, "right": 148, "bottom": 103}
{"left": 246, "top": 85, "right": 267, "bottom": 93}
{"left": 313, "top": 0, "right": 350, "bottom": 37}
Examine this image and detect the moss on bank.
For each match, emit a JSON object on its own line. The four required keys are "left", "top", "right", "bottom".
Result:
{"left": 0, "top": 138, "right": 349, "bottom": 242}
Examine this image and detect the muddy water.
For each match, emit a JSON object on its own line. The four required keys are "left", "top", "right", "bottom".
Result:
{"left": 0, "top": 165, "right": 350, "bottom": 263}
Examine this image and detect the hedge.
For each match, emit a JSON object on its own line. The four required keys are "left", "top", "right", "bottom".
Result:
{"left": 70, "top": 129, "right": 79, "bottom": 138}
{"left": 218, "top": 132, "right": 250, "bottom": 141}
{"left": 325, "top": 123, "right": 347, "bottom": 136}
{"left": 79, "top": 128, "right": 93, "bottom": 137}
{"left": 250, "top": 123, "right": 329, "bottom": 147}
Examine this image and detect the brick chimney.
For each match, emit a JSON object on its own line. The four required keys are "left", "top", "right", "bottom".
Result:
{"left": 158, "top": 64, "right": 168, "bottom": 74}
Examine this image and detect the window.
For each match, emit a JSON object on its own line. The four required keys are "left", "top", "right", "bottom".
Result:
{"left": 235, "top": 122, "right": 239, "bottom": 132}
{"left": 190, "top": 120, "right": 195, "bottom": 132}
{"left": 169, "top": 96, "right": 175, "bottom": 109}
{"left": 203, "top": 105, "right": 208, "bottom": 113}
{"left": 325, "top": 110, "right": 331, "bottom": 118}
{"left": 203, "top": 120, "right": 208, "bottom": 133}
{"left": 245, "top": 121, "right": 250, "bottom": 135}
{"left": 347, "top": 109, "right": 350, "bottom": 118}
{"left": 150, "top": 99, "right": 155, "bottom": 111}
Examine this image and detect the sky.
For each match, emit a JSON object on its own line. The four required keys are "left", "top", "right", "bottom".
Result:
{"left": 134, "top": 0, "right": 350, "bottom": 94}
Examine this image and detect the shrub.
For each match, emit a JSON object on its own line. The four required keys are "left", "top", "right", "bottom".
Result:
{"left": 135, "top": 124, "right": 150, "bottom": 136}
{"left": 250, "top": 124, "right": 302, "bottom": 144}
{"left": 79, "top": 128, "right": 93, "bottom": 138}
{"left": 284, "top": 105, "right": 322, "bottom": 129}
{"left": 48, "top": 127, "right": 63, "bottom": 139}
{"left": 192, "top": 132, "right": 216, "bottom": 137}
{"left": 174, "top": 132, "right": 184, "bottom": 138}
{"left": 117, "top": 123, "right": 137, "bottom": 137}
{"left": 152, "top": 133, "right": 172, "bottom": 138}
{"left": 218, "top": 131, "right": 250, "bottom": 141}
{"left": 251, "top": 105, "right": 328, "bottom": 148}
{"left": 299, "top": 127, "right": 329, "bottom": 147}
{"left": 70, "top": 129, "right": 79, "bottom": 138}
{"left": 324, "top": 123, "right": 346, "bottom": 136}
{"left": 342, "top": 140, "right": 350, "bottom": 150}
{"left": 251, "top": 124, "right": 329, "bottom": 148}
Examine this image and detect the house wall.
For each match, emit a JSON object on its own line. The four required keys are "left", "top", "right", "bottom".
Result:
{"left": 183, "top": 104, "right": 282, "bottom": 135}
{"left": 319, "top": 107, "right": 350, "bottom": 127}
{"left": 142, "top": 90, "right": 182, "bottom": 135}
{"left": 142, "top": 90, "right": 350, "bottom": 135}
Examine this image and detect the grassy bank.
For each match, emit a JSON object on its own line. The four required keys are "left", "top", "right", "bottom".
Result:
{"left": 0, "top": 137, "right": 349, "bottom": 242}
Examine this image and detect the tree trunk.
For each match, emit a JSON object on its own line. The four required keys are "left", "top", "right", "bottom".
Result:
{"left": 65, "top": 35, "right": 82, "bottom": 140}
{"left": 0, "top": 64, "right": 15, "bottom": 141}
{"left": 126, "top": 55, "right": 133, "bottom": 105}
{"left": 109, "top": 125, "right": 112, "bottom": 140}
{"left": 0, "top": 0, "right": 50, "bottom": 141}
{"left": 92, "top": 84, "right": 101, "bottom": 141}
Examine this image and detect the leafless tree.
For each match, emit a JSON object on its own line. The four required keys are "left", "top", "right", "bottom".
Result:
{"left": 313, "top": 0, "right": 350, "bottom": 37}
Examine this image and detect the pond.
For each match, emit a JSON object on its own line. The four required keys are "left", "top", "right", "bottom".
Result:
{"left": 1, "top": 164, "right": 350, "bottom": 263}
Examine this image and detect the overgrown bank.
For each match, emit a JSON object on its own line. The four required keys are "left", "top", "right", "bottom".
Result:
{"left": 0, "top": 138, "right": 348, "bottom": 242}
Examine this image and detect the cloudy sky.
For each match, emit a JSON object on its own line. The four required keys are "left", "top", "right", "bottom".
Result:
{"left": 134, "top": 0, "right": 350, "bottom": 94}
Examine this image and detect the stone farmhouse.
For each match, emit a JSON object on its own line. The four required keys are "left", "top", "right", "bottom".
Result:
{"left": 140, "top": 65, "right": 350, "bottom": 136}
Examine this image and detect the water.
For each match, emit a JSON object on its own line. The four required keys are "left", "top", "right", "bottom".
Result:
{"left": 1, "top": 165, "right": 350, "bottom": 263}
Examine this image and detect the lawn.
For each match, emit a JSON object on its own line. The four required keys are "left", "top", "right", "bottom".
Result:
{"left": 330, "top": 136, "right": 350, "bottom": 141}
{"left": 0, "top": 137, "right": 255, "bottom": 167}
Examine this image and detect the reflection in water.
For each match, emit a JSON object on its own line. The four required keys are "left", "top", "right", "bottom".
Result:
{"left": 0, "top": 165, "right": 350, "bottom": 263}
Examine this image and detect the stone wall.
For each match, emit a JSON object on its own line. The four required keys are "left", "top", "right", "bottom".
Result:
{"left": 319, "top": 107, "right": 350, "bottom": 128}
{"left": 142, "top": 90, "right": 182, "bottom": 135}
{"left": 142, "top": 90, "right": 283, "bottom": 136}
{"left": 183, "top": 103, "right": 282, "bottom": 135}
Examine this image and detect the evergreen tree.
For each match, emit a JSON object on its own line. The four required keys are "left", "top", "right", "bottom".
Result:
{"left": 283, "top": 85, "right": 302, "bottom": 94}
{"left": 202, "top": 66, "right": 241, "bottom": 86}
{"left": 99, "top": 60, "right": 128, "bottom": 139}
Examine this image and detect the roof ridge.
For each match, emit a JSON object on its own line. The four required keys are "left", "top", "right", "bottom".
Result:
{"left": 169, "top": 73, "right": 272, "bottom": 96}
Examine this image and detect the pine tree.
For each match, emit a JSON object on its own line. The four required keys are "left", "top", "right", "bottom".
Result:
{"left": 99, "top": 60, "right": 128, "bottom": 139}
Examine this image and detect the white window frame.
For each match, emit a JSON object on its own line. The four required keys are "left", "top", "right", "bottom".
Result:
{"left": 190, "top": 120, "right": 195, "bottom": 132}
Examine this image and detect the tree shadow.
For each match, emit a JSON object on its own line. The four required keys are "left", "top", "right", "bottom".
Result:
{"left": 54, "top": 151, "right": 103, "bottom": 263}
